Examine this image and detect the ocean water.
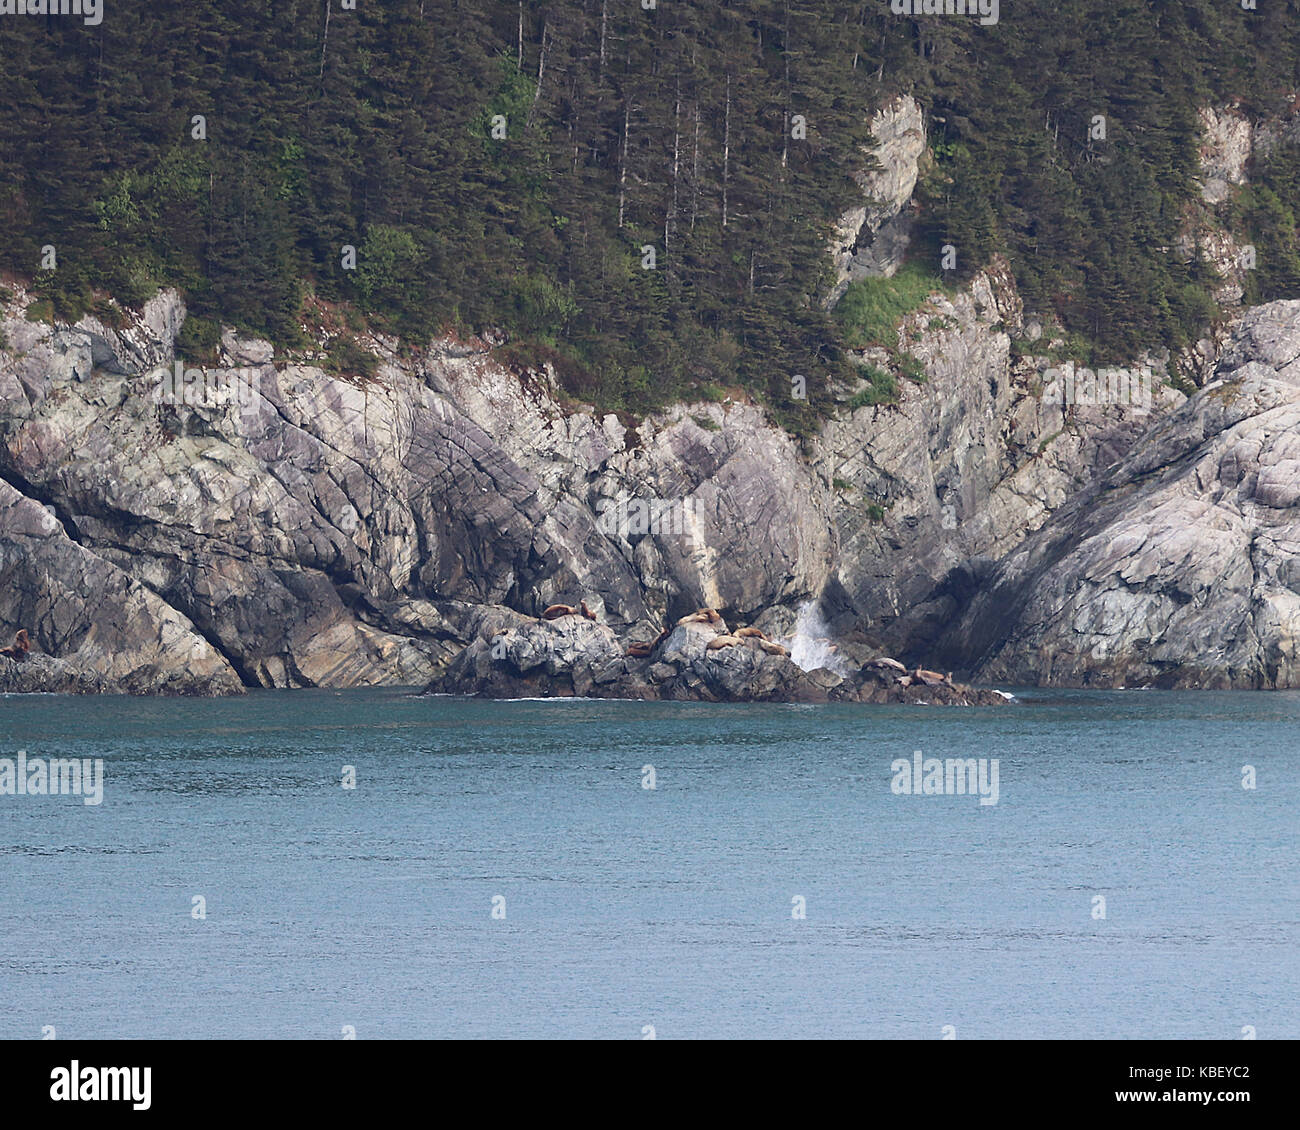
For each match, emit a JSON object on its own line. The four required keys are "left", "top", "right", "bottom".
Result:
{"left": 0, "top": 688, "right": 1296, "bottom": 1040}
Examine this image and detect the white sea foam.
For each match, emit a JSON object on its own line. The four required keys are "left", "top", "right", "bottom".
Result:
{"left": 784, "top": 601, "right": 851, "bottom": 676}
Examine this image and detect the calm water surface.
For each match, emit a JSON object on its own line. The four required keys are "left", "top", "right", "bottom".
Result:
{"left": 1, "top": 688, "right": 1296, "bottom": 1039}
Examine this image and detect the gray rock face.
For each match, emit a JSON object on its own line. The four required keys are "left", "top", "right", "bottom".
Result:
{"left": 816, "top": 261, "right": 1185, "bottom": 662}
{"left": 4, "top": 274, "right": 1293, "bottom": 697}
{"left": 0, "top": 479, "right": 241, "bottom": 695}
{"left": 939, "top": 301, "right": 1300, "bottom": 688}
{"left": 1197, "top": 105, "right": 1252, "bottom": 205}
{"left": 0, "top": 287, "right": 834, "bottom": 693}
{"left": 827, "top": 95, "right": 926, "bottom": 304}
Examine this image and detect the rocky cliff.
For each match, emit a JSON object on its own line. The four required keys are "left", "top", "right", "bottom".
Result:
{"left": 1, "top": 103, "right": 1296, "bottom": 697}
{"left": 939, "top": 301, "right": 1300, "bottom": 688}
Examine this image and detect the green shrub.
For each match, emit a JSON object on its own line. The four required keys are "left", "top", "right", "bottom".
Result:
{"left": 177, "top": 316, "right": 222, "bottom": 363}
{"left": 25, "top": 298, "right": 54, "bottom": 324}
{"left": 324, "top": 336, "right": 381, "bottom": 380}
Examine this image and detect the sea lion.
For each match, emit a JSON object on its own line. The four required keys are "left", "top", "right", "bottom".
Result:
{"left": 914, "top": 669, "right": 948, "bottom": 687}
{"left": 868, "top": 656, "right": 907, "bottom": 672}
{"left": 626, "top": 642, "right": 654, "bottom": 659}
{"left": 757, "top": 639, "right": 789, "bottom": 657}
{"left": 0, "top": 629, "right": 30, "bottom": 660}
{"left": 679, "top": 607, "right": 722, "bottom": 622}
{"left": 580, "top": 600, "right": 598, "bottom": 621}
{"left": 736, "top": 627, "right": 768, "bottom": 640}
{"left": 706, "top": 635, "right": 742, "bottom": 652}
{"left": 542, "top": 604, "right": 579, "bottom": 620}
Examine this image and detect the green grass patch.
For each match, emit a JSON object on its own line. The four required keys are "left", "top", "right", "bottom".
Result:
{"left": 24, "top": 298, "right": 54, "bottom": 324}
{"left": 896, "top": 352, "right": 927, "bottom": 384}
{"left": 835, "top": 261, "right": 949, "bottom": 349}
{"left": 846, "top": 364, "right": 899, "bottom": 410}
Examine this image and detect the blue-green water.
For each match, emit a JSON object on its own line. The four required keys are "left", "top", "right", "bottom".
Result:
{"left": 1, "top": 689, "right": 1296, "bottom": 1039}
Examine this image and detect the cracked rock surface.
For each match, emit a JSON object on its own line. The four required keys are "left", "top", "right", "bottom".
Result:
{"left": 2, "top": 280, "right": 1296, "bottom": 695}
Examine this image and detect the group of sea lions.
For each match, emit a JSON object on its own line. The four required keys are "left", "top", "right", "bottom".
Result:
{"left": 528, "top": 600, "right": 952, "bottom": 685}
{"left": 864, "top": 654, "right": 952, "bottom": 686}
{"left": 0, "top": 629, "right": 30, "bottom": 660}
{"left": 625, "top": 609, "right": 791, "bottom": 660}
{"left": 539, "top": 599, "right": 802, "bottom": 663}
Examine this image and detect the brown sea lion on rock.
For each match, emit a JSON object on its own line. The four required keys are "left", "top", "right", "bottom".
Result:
{"left": 580, "top": 601, "right": 598, "bottom": 621}
{"left": 626, "top": 642, "right": 655, "bottom": 659}
{"left": 706, "top": 635, "right": 743, "bottom": 652}
{"left": 677, "top": 606, "right": 724, "bottom": 627}
{"left": 869, "top": 656, "right": 907, "bottom": 672}
{"left": 542, "top": 604, "right": 579, "bottom": 620}
{"left": 757, "top": 639, "right": 790, "bottom": 657}
{"left": 914, "top": 669, "right": 949, "bottom": 687}
{"left": 0, "top": 629, "right": 30, "bottom": 659}
{"left": 736, "top": 627, "right": 768, "bottom": 640}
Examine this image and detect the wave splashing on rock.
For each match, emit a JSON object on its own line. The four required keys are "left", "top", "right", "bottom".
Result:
{"left": 786, "top": 601, "right": 851, "bottom": 676}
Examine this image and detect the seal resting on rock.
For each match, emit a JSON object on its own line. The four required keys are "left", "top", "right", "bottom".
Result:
{"left": 626, "top": 642, "right": 655, "bottom": 658}
{"left": 580, "top": 601, "right": 598, "bottom": 621}
{"left": 677, "top": 607, "right": 725, "bottom": 628}
{"left": 757, "top": 639, "right": 789, "bottom": 657}
{"left": 0, "top": 629, "right": 30, "bottom": 660}
{"left": 542, "top": 604, "right": 580, "bottom": 620}
{"left": 706, "top": 635, "right": 743, "bottom": 652}
{"left": 736, "top": 627, "right": 769, "bottom": 640}
{"left": 868, "top": 656, "right": 907, "bottom": 672}
{"left": 913, "top": 668, "right": 949, "bottom": 687}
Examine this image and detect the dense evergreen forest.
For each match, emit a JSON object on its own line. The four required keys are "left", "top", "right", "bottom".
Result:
{"left": 0, "top": 1, "right": 1298, "bottom": 428}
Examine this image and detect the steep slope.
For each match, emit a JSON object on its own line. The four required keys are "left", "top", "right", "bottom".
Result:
{"left": 939, "top": 301, "right": 1300, "bottom": 688}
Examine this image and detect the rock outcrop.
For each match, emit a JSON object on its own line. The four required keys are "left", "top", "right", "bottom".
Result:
{"left": 0, "top": 287, "right": 837, "bottom": 696}
{"left": 436, "top": 605, "right": 1004, "bottom": 705}
{"left": 4, "top": 273, "right": 1295, "bottom": 698}
{"left": 827, "top": 95, "right": 926, "bottom": 304}
{"left": 0, "top": 478, "right": 241, "bottom": 695}
{"left": 819, "top": 260, "right": 1185, "bottom": 660}
{"left": 937, "top": 302, "right": 1300, "bottom": 688}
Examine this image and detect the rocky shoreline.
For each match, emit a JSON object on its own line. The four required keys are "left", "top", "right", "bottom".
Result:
{"left": 429, "top": 607, "right": 1008, "bottom": 705}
